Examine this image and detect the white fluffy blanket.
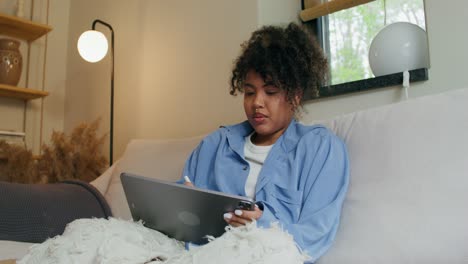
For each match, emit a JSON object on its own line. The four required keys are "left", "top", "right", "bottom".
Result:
{"left": 18, "top": 218, "right": 309, "bottom": 264}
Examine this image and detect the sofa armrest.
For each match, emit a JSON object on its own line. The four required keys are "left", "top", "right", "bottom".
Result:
{"left": 0, "top": 180, "right": 112, "bottom": 243}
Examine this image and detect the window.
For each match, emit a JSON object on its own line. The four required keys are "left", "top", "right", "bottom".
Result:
{"left": 304, "top": 0, "right": 427, "bottom": 99}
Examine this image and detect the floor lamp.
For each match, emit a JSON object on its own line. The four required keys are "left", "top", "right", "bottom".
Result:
{"left": 77, "top": 19, "right": 115, "bottom": 166}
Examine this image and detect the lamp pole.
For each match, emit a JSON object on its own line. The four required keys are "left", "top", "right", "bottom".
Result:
{"left": 92, "top": 19, "right": 115, "bottom": 166}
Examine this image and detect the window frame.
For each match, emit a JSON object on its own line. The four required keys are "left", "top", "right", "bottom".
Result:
{"left": 301, "top": 1, "right": 429, "bottom": 101}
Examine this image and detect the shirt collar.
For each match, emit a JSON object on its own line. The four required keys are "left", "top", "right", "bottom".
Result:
{"left": 223, "top": 121, "right": 252, "bottom": 157}
{"left": 280, "top": 119, "right": 301, "bottom": 153}
{"left": 224, "top": 119, "right": 300, "bottom": 155}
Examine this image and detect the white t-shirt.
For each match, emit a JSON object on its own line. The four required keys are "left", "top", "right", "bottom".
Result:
{"left": 243, "top": 133, "right": 273, "bottom": 199}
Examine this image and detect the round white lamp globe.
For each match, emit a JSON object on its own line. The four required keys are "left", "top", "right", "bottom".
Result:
{"left": 77, "top": 30, "right": 109, "bottom": 63}
{"left": 369, "top": 22, "right": 429, "bottom": 77}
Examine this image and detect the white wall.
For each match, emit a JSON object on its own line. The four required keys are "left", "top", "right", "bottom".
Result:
{"left": 2, "top": 0, "right": 466, "bottom": 163}
{"left": 65, "top": 0, "right": 258, "bottom": 162}
{"left": 63, "top": 0, "right": 468, "bottom": 163}
{"left": 39, "top": 0, "right": 71, "bottom": 148}
{"left": 257, "top": 0, "right": 301, "bottom": 26}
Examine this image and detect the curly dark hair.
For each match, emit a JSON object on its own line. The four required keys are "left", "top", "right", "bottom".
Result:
{"left": 230, "top": 23, "right": 328, "bottom": 106}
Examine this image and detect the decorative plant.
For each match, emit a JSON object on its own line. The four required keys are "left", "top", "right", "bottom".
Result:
{"left": 0, "top": 141, "right": 37, "bottom": 183}
{"left": 0, "top": 119, "right": 108, "bottom": 184}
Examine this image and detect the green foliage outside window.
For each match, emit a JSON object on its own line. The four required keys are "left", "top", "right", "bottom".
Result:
{"left": 326, "top": 0, "right": 425, "bottom": 85}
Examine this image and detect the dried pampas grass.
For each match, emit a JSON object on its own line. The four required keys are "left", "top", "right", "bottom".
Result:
{"left": 0, "top": 119, "right": 108, "bottom": 184}
{"left": 0, "top": 141, "right": 37, "bottom": 183}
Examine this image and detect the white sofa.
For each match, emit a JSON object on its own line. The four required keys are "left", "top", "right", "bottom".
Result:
{"left": 2, "top": 88, "right": 468, "bottom": 263}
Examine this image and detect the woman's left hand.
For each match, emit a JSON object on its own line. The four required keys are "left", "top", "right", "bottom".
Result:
{"left": 223, "top": 205, "right": 263, "bottom": 227}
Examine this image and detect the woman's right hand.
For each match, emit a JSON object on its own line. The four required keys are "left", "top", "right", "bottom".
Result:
{"left": 223, "top": 205, "right": 263, "bottom": 227}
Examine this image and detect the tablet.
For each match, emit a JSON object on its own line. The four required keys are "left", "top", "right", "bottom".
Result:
{"left": 120, "top": 172, "right": 255, "bottom": 244}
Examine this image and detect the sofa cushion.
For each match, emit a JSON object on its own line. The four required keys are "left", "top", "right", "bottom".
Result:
{"left": 105, "top": 136, "right": 203, "bottom": 219}
{"left": 316, "top": 88, "right": 468, "bottom": 263}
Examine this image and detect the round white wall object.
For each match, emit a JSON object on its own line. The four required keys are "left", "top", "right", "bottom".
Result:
{"left": 369, "top": 22, "right": 429, "bottom": 77}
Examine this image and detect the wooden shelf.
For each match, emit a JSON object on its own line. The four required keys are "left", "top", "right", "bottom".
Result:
{"left": 0, "top": 84, "right": 49, "bottom": 100}
{"left": 0, "top": 12, "right": 52, "bottom": 42}
{"left": 0, "top": 13, "right": 51, "bottom": 101}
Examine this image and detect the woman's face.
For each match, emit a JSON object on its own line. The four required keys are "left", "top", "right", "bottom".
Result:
{"left": 243, "top": 70, "right": 297, "bottom": 145}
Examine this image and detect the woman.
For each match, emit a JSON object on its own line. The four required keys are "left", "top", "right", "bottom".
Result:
{"left": 180, "top": 23, "right": 349, "bottom": 262}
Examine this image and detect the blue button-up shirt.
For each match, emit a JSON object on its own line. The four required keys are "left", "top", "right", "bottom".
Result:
{"left": 179, "top": 120, "right": 349, "bottom": 262}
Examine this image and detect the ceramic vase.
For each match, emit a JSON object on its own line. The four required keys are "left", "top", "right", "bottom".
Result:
{"left": 0, "top": 38, "right": 23, "bottom": 86}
